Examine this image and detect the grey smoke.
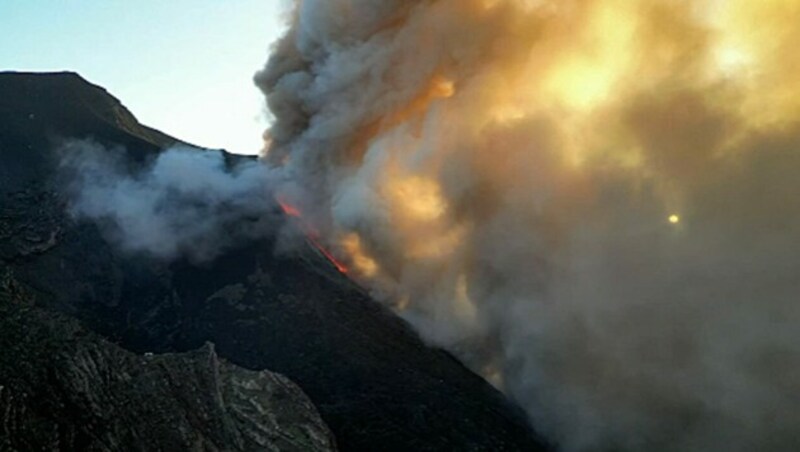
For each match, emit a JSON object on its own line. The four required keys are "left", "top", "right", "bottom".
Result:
{"left": 255, "top": 1, "right": 800, "bottom": 451}
{"left": 59, "top": 140, "right": 279, "bottom": 262}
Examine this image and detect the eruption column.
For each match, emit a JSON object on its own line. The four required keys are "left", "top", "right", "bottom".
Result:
{"left": 258, "top": 1, "right": 800, "bottom": 450}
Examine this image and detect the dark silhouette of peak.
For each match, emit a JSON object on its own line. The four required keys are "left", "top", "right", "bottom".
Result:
{"left": 0, "top": 71, "right": 176, "bottom": 148}
{"left": 0, "top": 72, "right": 549, "bottom": 451}
{"left": 0, "top": 71, "right": 186, "bottom": 195}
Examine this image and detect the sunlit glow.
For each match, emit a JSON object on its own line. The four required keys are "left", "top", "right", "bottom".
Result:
{"left": 542, "top": 1, "right": 635, "bottom": 110}
{"left": 340, "top": 233, "right": 379, "bottom": 277}
{"left": 490, "top": 104, "right": 526, "bottom": 125}
{"left": 406, "top": 225, "right": 467, "bottom": 259}
{"left": 300, "top": 0, "right": 800, "bottom": 324}
{"left": 388, "top": 176, "right": 447, "bottom": 223}
{"left": 545, "top": 57, "right": 616, "bottom": 111}
{"left": 430, "top": 75, "right": 456, "bottom": 99}
{"left": 714, "top": 44, "right": 751, "bottom": 76}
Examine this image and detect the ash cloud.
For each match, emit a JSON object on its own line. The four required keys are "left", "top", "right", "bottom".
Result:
{"left": 59, "top": 140, "right": 279, "bottom": 262}
{"left": 256, "top": 1, "right": 800, "bottom": 451}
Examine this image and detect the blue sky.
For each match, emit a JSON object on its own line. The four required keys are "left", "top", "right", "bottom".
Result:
{"left": 1, "top": 1, "right": 289, "bottom": 154}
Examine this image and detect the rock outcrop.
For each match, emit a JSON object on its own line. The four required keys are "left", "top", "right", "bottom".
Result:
{"left": 0, "top": 283, "right": 336, "bottom": 451}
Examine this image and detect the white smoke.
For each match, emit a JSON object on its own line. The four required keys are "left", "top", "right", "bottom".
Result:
{"left": 59, "top": 140, "right": 279, "bottom": 262}
{"left": 256, "top": 1, "right": 800, "bottom": 451}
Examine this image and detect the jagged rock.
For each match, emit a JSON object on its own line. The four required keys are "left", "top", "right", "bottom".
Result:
{"left": 0, "top": 292, "right": 336, "bottom": 451}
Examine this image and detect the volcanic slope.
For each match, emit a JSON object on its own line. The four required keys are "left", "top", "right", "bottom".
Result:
{"left": 0, "top": 72, "right": 548, "bottom": 451}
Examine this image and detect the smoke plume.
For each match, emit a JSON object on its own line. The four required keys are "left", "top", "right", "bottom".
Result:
{"left": 256, "top": 1, "right": 800, "bottom": 450}
{"left": 60, "top": 140, "right": 279, "bottom": 262}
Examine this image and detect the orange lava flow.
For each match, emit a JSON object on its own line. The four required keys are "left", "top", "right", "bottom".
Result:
{"left": 280, "top": 202, "right": 302, "bottom": 218}
{"left": 277, "top": 198, "right": 349, "bottom": 274}
{"left": 308, "top": 233, "right": 350, "bottom": 274}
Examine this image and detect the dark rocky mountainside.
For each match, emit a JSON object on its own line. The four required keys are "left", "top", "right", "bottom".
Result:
{"left": 0, "top": 72, "right": 177, "bottom": 196}
{"left": 0, "top": 289, "right": 335, "bottom": 451}
{"left": 0, "top": 71, "right": 549, "bottom": 451}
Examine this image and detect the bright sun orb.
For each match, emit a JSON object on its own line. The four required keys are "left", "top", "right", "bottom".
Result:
{"left": 668, "top": 214, "right": 681, "bottom": 224}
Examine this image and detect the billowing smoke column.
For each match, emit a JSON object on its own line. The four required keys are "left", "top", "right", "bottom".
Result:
{"left": 257, "top": 1, "right": 800, "bottom": 450}
{"left": 61, "top": 141, "right": 278, "bottom": 262}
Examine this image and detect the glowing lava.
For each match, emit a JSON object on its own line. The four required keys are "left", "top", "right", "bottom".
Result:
{"left": 278, "top": 200, "right": 302, "bottom": 218}
{"left": 277, "top": 198, "right": 349, "bottom": 274}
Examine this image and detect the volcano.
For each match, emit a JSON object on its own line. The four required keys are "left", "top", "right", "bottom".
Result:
{"left": 0, "top": 71, "right": 547, "bottom": 451}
